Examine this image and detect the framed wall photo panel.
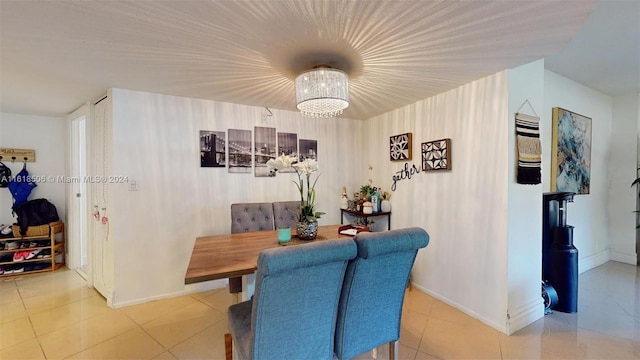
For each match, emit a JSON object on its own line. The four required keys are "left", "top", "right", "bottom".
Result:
{"left": 199, "top": 130, "right": 225, "bottom": 168}
{"left": 390, "top": 132, "right": 412, "bottom": 161}
{"left": 299, "top": 139, "right": 318, "bottom": 161}
{"left": 421, "top": 138, "right": 451, "bottom": 171}
{"left": 228, "top": 129, "right": 252, "bottom": 173}
{"left": 277, "top": 132, "right": 298, "bottom": 173}
{"left": 551, "top": 107, "right": 592, "bottom": 194}
{"left": 254, "top": 126, "right": 276, "bottom": 177}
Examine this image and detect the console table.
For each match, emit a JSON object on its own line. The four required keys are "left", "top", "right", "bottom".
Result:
{"left": 340, "top": 209, "right": 391, "bottom": 230}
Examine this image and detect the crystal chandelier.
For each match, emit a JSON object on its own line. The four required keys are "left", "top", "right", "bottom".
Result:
{"left": 295, "top": 67, "right": 349, "bottom": 118}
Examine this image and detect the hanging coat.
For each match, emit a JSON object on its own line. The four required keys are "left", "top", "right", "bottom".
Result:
{"left": 7, "top": 168, "right": 37, "bottom": 206}
{"left": 0, "top": 162, "right": 11, "bottom": 188}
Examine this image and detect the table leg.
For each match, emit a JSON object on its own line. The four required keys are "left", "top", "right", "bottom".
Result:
{"left": 229, "top": 277, "right": 242, "bottom": 304}
{"left": 241, "top": 273, "right": 256, "bottom": 301}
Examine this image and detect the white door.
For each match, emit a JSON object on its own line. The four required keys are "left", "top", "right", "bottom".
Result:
{"left": 67, "top": 107, "right": 90, "bottom": 281}
{"left": 91, "top": 95, "right": 113, "bottom": 301}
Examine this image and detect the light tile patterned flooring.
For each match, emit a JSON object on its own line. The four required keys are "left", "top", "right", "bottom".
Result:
{"left": 1, "top": 261, "right": 639, "bottom": 359}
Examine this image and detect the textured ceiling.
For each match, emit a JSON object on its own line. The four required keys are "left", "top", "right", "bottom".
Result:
{"left": 1, "top": 0, "right": 599, "bottom": 119}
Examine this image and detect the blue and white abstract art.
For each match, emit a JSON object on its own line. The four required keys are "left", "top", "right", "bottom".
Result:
{"left": 552, "top": 108, "right": 592, "bottom": 194}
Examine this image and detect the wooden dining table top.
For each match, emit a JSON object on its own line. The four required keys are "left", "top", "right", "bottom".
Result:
{"left": 184, "top": 224, "right": 351, "bottom": 284}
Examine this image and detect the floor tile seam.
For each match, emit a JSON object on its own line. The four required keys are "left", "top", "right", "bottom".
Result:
{"left": 413, "top": 317, "right": 441, "bottom": 359}
{"left": 193, "top": 293, "right": 231, "bottom": 313}
{"left": 32, "top": 334, "right": 48, "bottom": 360}
{"left": 0, "top": 316, "right": 30, "bottom": 327}
{"left": 611, "top": 298, "right": 638, "bottom": 319}
{"left": 574, "top": 325, "right": 640, "bottom": 344}
{"left": 124, "top": 295, "right": 220, "bottom": 327}
{"left": 52, "top": 323, "right": 144, "bottom": 360}
{"left": 424, "top": 314, "right": 485, "bottom": 330}
{"left": 197, "top": 300, "right": 229, "bottom": 318}
{"left": 189, "top": 288, "right": 226, "bottom": 301}
{"left": 400, "top": 311, "right": 430, "bottom": 351}
{"left": 137, "top": 321, "right": 172, "bottom": 352}
{"left": 165, "top": 318, "right": 226, "bottom": 353}
{"left": 22, "top": 292, "right": 99, "bottom": 316}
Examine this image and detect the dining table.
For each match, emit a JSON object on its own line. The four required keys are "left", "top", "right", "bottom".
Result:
{"left": 184, "top": 224, "right": 352, "bottom": 293}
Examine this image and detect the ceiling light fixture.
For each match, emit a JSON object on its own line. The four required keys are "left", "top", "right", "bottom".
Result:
{"left": 295, "top": 66, "right": 349, "bottom": 118}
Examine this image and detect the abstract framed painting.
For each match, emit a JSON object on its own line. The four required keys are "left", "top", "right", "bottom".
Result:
{"left": 551, "top": 107, "right": 592, "bottom": 194}
{"left": 390, "top": 132, "right": 412, "bottom": 161}
{"left": 421, "top": 138, "right": 451, "bottom": 171}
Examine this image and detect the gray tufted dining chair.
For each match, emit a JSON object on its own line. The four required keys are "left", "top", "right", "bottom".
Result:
{"left": 272, "top": 201, "right": 301, "bottom": 230}
{"left": 231, "top": 203, "right": 275, "bottom": 234}
{"left": 228, "top": 203, "right": 276, "bottom": 299}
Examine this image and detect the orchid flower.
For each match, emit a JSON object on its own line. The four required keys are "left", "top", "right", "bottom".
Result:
{"left": 267, "top": 155, "right": 324, "bottom": 222}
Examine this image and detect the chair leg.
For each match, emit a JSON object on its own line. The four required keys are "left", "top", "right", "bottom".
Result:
{"left": 371, "top": 347, "right": 377, "bottom": 359}
{"left": 224, "top": 333, "right": 233, "bottom": 360}
{"left": 388, "top": 340, "right": 399, "bottom": 360}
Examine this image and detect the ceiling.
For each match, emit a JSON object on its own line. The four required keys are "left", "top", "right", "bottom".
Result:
{"left": 1, "top": 0, "right": 636, "bottom": 120}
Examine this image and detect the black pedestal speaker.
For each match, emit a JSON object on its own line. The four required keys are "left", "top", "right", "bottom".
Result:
{"left": 542, "top": 192, "right": 578, "bottom": 314}
{"left": 548, "top": 226, "right": 578, "bottom": 313}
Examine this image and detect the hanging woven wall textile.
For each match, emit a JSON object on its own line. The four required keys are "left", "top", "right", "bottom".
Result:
{"left": 515, "top": 113, "right": 541, "bottom": 184}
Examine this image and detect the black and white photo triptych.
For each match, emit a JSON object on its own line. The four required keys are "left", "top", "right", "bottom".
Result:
{"left": 199, "top": 127, "right": 317, "bottom": 176}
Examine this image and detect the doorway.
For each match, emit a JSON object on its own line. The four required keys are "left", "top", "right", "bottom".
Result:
{"left": 67, "top": 107, "right": 90, "bottom": 281}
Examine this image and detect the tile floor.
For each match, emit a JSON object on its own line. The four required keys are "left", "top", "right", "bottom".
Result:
{"left": 1, "top": 261, "right": 639, "bottom": 359}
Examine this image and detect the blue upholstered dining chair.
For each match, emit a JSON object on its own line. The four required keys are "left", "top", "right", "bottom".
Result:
{"left": 225, "top": 239, "right": 357, "bottom": 360}
{"left": 334, "top": 227, "right": 430, "bottom": 360}
{"left": 272, "top": 201, "right": 300, "bottom": 229}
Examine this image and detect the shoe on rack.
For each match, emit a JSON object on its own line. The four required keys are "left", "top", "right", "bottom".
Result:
{"left": 13, "top": 251, "right": 25, "bottom": 262}
{"left": 3, "top": 264, "right": 14, "bottom": 274}
{"left": 25, "top": 249, "right": 41, "bottom": 260}
{"left": 0, "top": 224, "right": 13, "bottom": 236}
{"left": 37, "top": 249, "right": 51, "bottom": 259}
{"left": 5, "top": 241, "right": 18, "bottom": 250}
{"left": 12, "top": 266, "right": 24, "bottom": 273}
{"left": 0, "top": 266, "right": 3, "bottom": 274}
{"left": 32, "top": 262, "right": 50, "bottom": 271}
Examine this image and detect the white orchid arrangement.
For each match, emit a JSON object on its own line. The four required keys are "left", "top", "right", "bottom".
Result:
{"left": 267, "top": 154, "right": 325, "bottom": 222}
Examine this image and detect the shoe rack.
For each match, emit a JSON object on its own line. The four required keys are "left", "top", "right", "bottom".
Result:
{"left": 0, "top": 221, "right": 65, "bottom": 277}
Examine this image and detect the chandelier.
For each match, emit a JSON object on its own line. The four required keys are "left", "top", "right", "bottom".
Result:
{"left": 295, "top": 67, "right": 349, "bottom": 118}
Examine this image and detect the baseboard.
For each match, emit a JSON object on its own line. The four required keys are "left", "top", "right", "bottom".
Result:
{"left": 580, "top": 249, "right": 610, "bottom": 273}
{"left": 506, "top": 297, "right": 544, "bottom": 335}
{"left": 410, "top": 282, "right": 507, "bottom": 334}
{"left": 610, "top": 251, "right": 637, "bottom": 265}
{"left": 110, "top": 279, "right": 227, "bottom": 308}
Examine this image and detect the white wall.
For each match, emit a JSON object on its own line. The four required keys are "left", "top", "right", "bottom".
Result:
{"left": 543, "top": 70, "right": 613, "bottom": 271}
{"left": 608, "top": 93, "right": 639, "bottom": 264}
{"left": 365, "top": 71, "right": 511, "bottom": 332}
{"left": 506, "top": 59, "right": 545, "bottom": 334}
{"left": 107, "top": 89, "right": 365, "bottom": 306}
{"left": 0, "top": 113, "right": 66, "bottom": 225}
